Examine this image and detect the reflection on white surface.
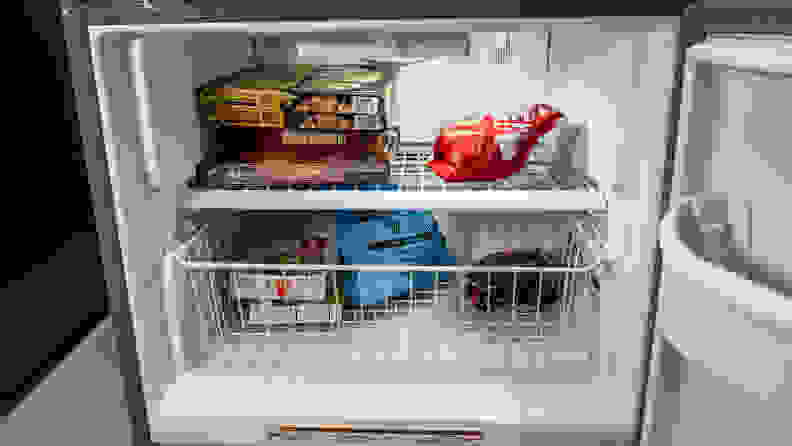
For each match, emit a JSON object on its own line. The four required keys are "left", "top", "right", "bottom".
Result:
{"left": 659, "top": 198, "right": 792, "bottom": 400}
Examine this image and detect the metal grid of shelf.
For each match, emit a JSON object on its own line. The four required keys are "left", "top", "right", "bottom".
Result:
{"left": 186, "top": 142, "right": 607, "bottom": 212}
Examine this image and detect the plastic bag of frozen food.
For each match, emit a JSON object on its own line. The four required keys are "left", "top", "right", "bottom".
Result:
{"left": 427, "top": 104, "right": 565, "bottom": 182}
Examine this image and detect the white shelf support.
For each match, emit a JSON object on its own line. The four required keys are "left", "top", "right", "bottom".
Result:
{"left": 130, "top": 36, "right": 161, "bottom": 192}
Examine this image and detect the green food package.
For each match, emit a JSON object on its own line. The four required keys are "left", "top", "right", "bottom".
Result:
{"left": 320, "top": 71, "right": 383, "bottom": 83}
{"left": 235, "top": 79, "right": 299, "bottom": 90}
{"left": 304, "top": 80, "right": 363, "bottom": 91}
{"left": 199, "top": 64, "right": 314, "bottom": 105}
{"left": 293, "top": 64, "right": 318, "bottom": 82}
{"left": 345, "top": 71, "right": 383, "bottom": 83}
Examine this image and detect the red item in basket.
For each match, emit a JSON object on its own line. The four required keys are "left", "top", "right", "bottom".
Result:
{"left": 471, "top": 286, "right": 480, "bottom": 305}
{"left": 296, "top": 247, "right": 322, "bottom": 258}
{"left": 427, "top": 104, "right": 564, "bottom": 182}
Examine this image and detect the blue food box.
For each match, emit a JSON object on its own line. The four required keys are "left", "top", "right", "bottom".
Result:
{"left": 335, "top": 210, "right": 456, "bottom": 305}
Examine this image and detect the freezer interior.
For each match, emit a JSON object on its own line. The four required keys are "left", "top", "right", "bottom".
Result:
{"left": 158, "top": 209, "right": 607, "bottom": 443}
{"left": 88, "top": 18, "right": 681, "bottom": 444}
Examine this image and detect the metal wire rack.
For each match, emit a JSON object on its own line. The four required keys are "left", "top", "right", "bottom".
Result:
{"left": 172, "top": 215, "right": 605, "bottom": 340}
{"left": 387, "top": 143, "right": 599, "bottom": 192}
{"left": 191, "top": 128, "right": 606, "bottom": 207}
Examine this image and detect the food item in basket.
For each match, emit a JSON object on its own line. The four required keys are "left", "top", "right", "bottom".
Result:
{"left": 234, "top": 271, "right": 327, "bottom": 303}
{"left": 297, "top": 234, "right": 330, "bottom": 266}
{"left": 315, "top": 233, "right": 330, "bottom": 264}
{"left": 298, "top": 238, "right": 321, "bottom": 264}
{"left": 295, "top": 240, "right": 305, "bottom": 264}
{"left": 466, "top": 249, "right": 563, "bottom": 312}
{"left": 279, "top": 248, "right": 291, "bottom": 265}
{"left": 427, "top": 105, "right": 564, "bottom": 182}
{"left": 335, "top": 211, "right": 457, "bottom": 306}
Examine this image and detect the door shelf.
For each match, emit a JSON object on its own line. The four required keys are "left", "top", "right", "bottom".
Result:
{"left": 185, "top": 146, "right": 607, "bottom": 213}
{"left": 659, "top": 197, "right": 792, "bottom": 388}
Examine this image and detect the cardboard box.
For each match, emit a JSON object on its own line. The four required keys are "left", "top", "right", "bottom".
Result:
{"left": 319, "top": 102, "right": 338, "bottom": 113}
{"left": 215, "top": 104, "right": 260, "bottom": 122}
{"left": 282, "top": 134, "right": 310, "bottom": 145}
{"left": 317, "top": 114, "right": 338, "bottom": 129}
{"left": 309, "top": 134, "right": 339, "bottom": 145}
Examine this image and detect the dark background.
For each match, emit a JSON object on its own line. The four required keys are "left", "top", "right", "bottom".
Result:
{"left": 2, "top": 1, "right": 108, "bottom": 414}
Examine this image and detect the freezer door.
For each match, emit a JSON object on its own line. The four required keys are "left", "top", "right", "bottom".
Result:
{"left": 62, "top": 9, "right": 210, "bottom": 445}
{"left": 643, "top": 5, "right": 792, "bottom": 445}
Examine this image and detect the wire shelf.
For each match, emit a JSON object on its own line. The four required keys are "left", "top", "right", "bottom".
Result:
{"left": 387, "top": 145, "right": 597, "bottom": 192}
{"left": 190, "top": 130, "right": 604, "bottom": 198}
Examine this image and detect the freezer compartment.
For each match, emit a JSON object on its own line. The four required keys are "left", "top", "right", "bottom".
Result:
{"left": 158, "top": 218, "right": 606, "bottom": 442}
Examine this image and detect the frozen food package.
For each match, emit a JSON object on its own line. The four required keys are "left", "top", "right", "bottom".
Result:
{"left": 335, "top": 211, "right": 457, "bottom": 306}
{"left": 427, "top": 105, "right": 565, "bottom": 182}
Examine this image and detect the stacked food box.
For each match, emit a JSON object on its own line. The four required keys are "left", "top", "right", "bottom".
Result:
{"left": 290, "top": 94, "right": 384, "bottom": 131}
{"left": 193, "top": 64, "right": 397, "bottom": 189}
{"left": 209, "top": 88, "right": 291, "bottom": 127}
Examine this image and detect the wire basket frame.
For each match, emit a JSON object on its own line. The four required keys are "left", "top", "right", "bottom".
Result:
{"left": 175, "top": 216, "right": 605, "bottom": 339}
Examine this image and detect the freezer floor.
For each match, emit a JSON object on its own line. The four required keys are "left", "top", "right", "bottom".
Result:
{"left": 197, "top": 306, "right": 600, "bottom": 386}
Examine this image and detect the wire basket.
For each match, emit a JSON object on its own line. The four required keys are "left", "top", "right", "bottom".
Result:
{"left": 173, "top": 214, "right": 605, "bottom": 339}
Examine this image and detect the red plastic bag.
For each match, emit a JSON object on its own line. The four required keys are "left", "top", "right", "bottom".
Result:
{"left": 427, "top": 104, "right": 564, "bottom": 182}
